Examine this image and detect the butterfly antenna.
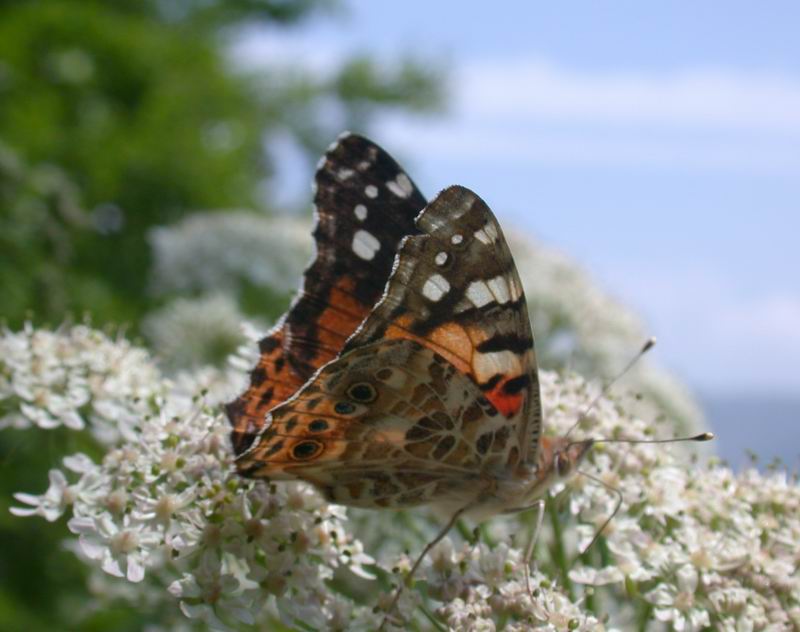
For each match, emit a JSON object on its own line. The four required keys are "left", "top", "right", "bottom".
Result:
{"left": 565, "top": 337, "right": 657, "bottom": 439}
{"left": 580, "top": 432, "right": 715, "bottom": 448}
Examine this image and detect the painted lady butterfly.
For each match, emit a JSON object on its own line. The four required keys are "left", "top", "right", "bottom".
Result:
{"left": 226, "top": 132, "right": 593, "bottom": 513}
{"left": 225, "top": 132, "right": 595, "bottom": 618}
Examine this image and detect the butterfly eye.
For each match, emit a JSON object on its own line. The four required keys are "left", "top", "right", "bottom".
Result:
{"left": 292, "top": 440, "right": 322, "bottom": 460}
{"left": 334, "top": 402, "right": 356, "bottom": 415}
{"left": 347, "top": 382, "right": 377, "bottom": 403}
{"left": 555, "top": 452, "right": 571, "bottom": 478}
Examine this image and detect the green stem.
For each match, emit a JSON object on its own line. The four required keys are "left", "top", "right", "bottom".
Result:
{"left": 548, "top": 499, "right": 574, "bottom": 600}
{"left": 637, "top": 601, "right": 654, "bottom": 631}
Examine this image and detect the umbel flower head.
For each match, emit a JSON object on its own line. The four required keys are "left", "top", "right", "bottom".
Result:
{"left": 5, "top": 324, "right": 800, "bottom": 631}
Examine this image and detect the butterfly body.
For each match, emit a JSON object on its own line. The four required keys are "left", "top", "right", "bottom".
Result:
{"left": 227, "top": 133, "right": 592, "bottom": 523}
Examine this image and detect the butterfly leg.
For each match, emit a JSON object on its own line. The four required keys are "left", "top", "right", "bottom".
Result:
{"left": 575, "top": 469, "right": 624, "bottom": 557}
{"left": 379, "top": 505, "right": 469, "bottom": 630}
{"left": 522, "top": 500, "right": 546, "bottom": 597}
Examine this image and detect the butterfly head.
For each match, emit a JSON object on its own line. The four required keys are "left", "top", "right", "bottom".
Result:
{"left": 527, "top": 436, "right": 594, "bottom": 495}
{"left": 553, "top": 437, "right": 594, "bottom": 478}
{"left": 501, "top": 436, "right": 594, "bottom": 514}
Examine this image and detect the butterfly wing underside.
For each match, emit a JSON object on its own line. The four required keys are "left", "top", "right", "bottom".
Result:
{"left": 236, "top": 186, "right": 543, "bottom": 506}
{"left": 235, "top": 338, "right": 509, "bottom": 509}
{"left": 226, "top": 134, "right": 426, "bottom": 455}
{"left": 344, "top": 185, "right": 543, "bottom": 465}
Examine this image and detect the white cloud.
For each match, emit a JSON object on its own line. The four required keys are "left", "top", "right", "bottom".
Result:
{"left": 374, "top": 58, "right": 800, "bottom": 174}
{"left": 457, "top": 59, "right": 800, "bottom": 134}
{"left": 233, "top": 29, "right": 800, "bottom": 172}
{"left": 380, "top": 121, "right": 800, "bottom": 174}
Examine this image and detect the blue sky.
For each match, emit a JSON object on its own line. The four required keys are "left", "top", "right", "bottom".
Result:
{"left": 238, "top": 2, "right": 800, "bottom": 398}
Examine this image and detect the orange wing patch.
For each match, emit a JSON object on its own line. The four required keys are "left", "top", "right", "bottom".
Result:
{"left": 228, "top": 274, "right": 406, "bottom": 456}
{"left": 226, "top": 329, "right": 303, "bottom": 455}
{"left": 372, "top": 318, "right": 532, "bottom": 418}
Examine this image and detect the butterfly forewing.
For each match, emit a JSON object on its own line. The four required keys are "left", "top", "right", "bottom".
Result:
{"left": 344, "top": 186, "right": 543, "bottom": 464}
{"left": 226, "top": 134, "right": 426, "bottom": 455}
{"left": 285, "top": 134, "right": 426, "bottom": 379}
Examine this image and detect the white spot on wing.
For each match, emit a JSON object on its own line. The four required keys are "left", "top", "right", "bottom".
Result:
{"left": 337, "top": 168, "right": 355, "bottom": 181}
{"left": 365, "top": 185, "right": 378, "bottom": 199}
{"left": 451, "top": 234, "right": 464, "bottom": 245}
{"left": 509, "top": 275, "right": 523, "bottom": 300}
{"left": 474, "top": 228, "right": 492, "bottom": 245}
{"left": 354, "top": 204, "right": 368, "bottom": 221}
{"left": 487, "top": 275, "right": 511, "bottom": 304}
{"left": 352, "top": 230, "right": 380, "bottom": 260}
{"left": 358, "top": 160, "right": 370, "bottom": 171}
{"left": 473, "top": 350, "right": 524, "bottom": 383}
{"left": 466, "top": 280, "right": 493, "bottom": 307}
{"left": 435, "top": 251, "right": 448, "bottom": 266}
{"left": 485, "top": 221, "right": 499, "bottom": 241}
{"left": 386, "top": 173, "right": 414, "bottom": 198}
{"left": 422, "top": 274, "right": 450, "bottom": 302}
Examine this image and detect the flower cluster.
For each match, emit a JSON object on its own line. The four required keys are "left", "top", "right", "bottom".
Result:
{"left": 397, "top": 538, "right": 603, "bottom": 631}
{"left": 7, "top": 324, "right": 800, "bottom": 631}
{"left": 9, "top": 326, "right": 379, "bottom": 629}
{"left": 148, "top": 211, "right": 311, "bottom": 297}
{"left": 142, "top": 293, "right": 257, "bottom": 372}
{"left": 539, "top": 371, "right": 800, "bottom": 631}
{"left": 0, "top": 323, "right": 162, "bottom": 445}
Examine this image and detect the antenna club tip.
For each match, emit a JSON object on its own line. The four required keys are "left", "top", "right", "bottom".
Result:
{"left": 642, "top": 337, "right": 657, "bottom": 353}
{"left": 694, "top": 432, "right": 715, "bottom": 442}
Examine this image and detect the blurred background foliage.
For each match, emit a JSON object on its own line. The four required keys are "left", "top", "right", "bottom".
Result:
{"left": 0, "top": 1, "right": 442, "bottom": 629}
{"left": 0, "top": 0, "right": 443, "bottom": 330}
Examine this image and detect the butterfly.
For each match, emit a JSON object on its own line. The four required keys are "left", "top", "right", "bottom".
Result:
{"left": 225, "top": 132, "right": 594, "bottom": 620}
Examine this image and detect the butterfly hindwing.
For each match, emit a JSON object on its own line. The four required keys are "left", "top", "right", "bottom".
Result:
{"left": 235, "top": 339, "right": 515, "bottom": 509}
{"left": 344, "top": 186, "right": 543, "bottom": 463}
{"left": 226, "top": 134, "right": 426, "bottom": 455}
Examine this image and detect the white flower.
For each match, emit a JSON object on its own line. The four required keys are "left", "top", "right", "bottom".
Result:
{"left": 647, "top": 565, "right": 711, "bottom": 631}
{"left": 69, "top": 513, "right": 160, "bottom": 582}
{"left": 11, "top": 454, "right": 106, "bottom": 521}
{"left": 168, "top": 551, "right": 256, "bottom": 630}
{"left": 11, "top": 469, "right": 74, "bottom": 522}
